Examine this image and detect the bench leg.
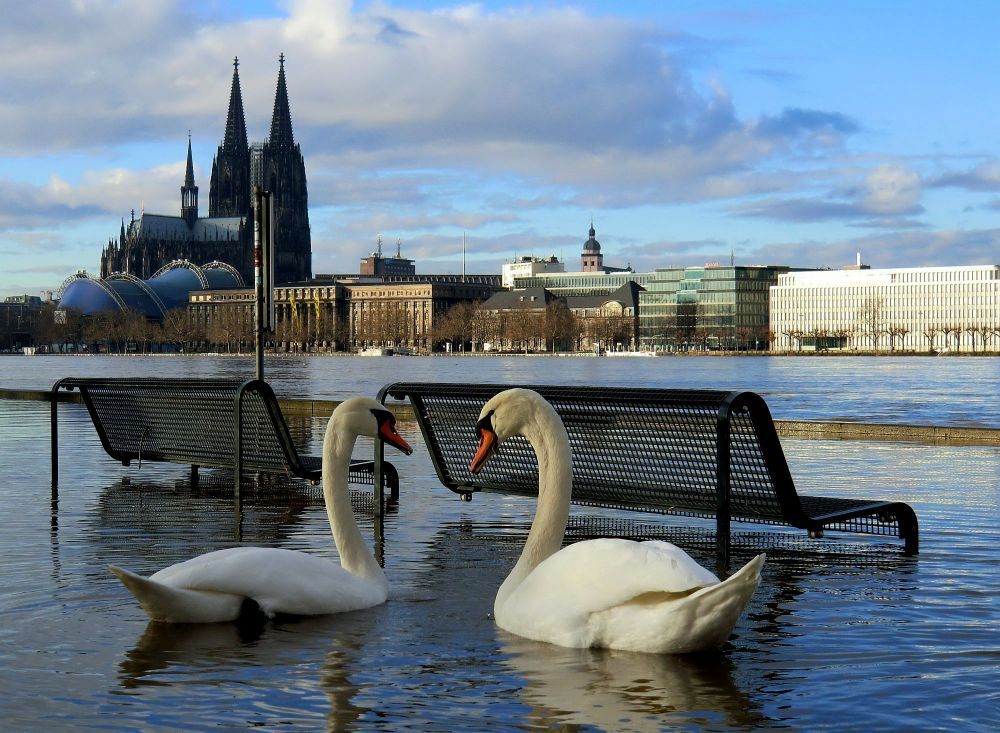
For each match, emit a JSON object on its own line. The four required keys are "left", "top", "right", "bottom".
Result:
{"left": 716, "top": 514, "right": 730, "bottom": 571}
{"left": 190, "top": 465, "right": 199, "bottom": 488}
{"left": 50, "top": 393, "right": 59, "bottom": 498}
{"left": 374, "top": 442, "right": 385, "bottom": 519}
{"left": 897, "top": 505, "right": 919, "bottom": 555}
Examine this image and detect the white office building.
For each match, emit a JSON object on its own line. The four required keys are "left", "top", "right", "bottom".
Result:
{"left": 770, "top": 264, "right": 1000, "bottom": 353}
{"left": 502, "top": 256, "right": 565, "bottom": 288}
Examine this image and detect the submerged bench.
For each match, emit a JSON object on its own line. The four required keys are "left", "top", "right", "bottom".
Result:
{"left": 378, "top": 382, "right": 918, "bottom": 566}
{"left": 51, "top": 377, "right": 398, "bottom": 508}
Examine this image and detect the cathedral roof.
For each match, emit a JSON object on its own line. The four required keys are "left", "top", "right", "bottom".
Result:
{"left": 129, "top": 213, "right": 243, "bottom": 241}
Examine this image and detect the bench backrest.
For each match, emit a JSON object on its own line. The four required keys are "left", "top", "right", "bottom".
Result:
{"left": 55, "top": 377, "right": 305, "bottom": 474}
{"left": 379, "top": 382, "right": 803, "bottom": 522}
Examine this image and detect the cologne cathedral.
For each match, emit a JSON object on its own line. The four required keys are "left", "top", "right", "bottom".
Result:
{"left": 100, "top": 56, "right": 312, "bottom": 285}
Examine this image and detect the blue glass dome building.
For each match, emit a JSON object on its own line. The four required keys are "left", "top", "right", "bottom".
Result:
{"left": 58, "top": 260, "right": 244, "bottom": 321}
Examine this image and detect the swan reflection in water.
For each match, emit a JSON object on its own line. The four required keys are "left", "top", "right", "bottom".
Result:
{"left": 118, "top": 614, "right": 374, "bottom": 731}
{"left": 499, "top": 631, "right": 767, "bottom": 730}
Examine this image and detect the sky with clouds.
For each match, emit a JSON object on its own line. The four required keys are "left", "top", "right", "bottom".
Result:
{"left": 2, "top": 0, "right": 999, "bottom": 299}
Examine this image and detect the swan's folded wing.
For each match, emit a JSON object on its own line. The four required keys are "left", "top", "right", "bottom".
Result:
{"left": 150, "top": 547, "right": 384, "bottom": 616}
{"left": 509, "top": 538, "right": 720, "bottom": 618}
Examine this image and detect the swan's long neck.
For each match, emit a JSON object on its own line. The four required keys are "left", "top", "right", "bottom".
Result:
{"left": 496, "top": 404, "right": 572, "bottom": 609}
{"left": 322, "top": 416, "right": 387, "bottom": 586}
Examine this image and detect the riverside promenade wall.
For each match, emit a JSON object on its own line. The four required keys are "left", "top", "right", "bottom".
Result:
{"left": 5, "top": 388, "right": 999, "bottom": 447}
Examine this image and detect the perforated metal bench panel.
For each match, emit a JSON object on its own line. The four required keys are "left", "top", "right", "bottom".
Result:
{"left": 379, "top": 382, "right": 918, "bottom": 564}
{"left": 52, "top": 377, "right": 396, "bottom": 498}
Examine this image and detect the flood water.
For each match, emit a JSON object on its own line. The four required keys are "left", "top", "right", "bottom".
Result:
{"left": 1, "top": 354, "right": 998, "bottom": 731}
{"left": 5, "top": 352, "right": 1000, "bottom": 427}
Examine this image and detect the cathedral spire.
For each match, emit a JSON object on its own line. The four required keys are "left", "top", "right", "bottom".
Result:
{"left": 210, "top": 58, "right": 251, "bottom": 219}
{"left": 181, "top": 132, "right": 199, "bottom": 225}
{"left": 268, "top": 53, "right": 295, "bottom": 149}
{"left": 184, "top": 132, "right": 196, "bottom": 187}
{"left": 222, "top": 57, "right": 248, "bottom": 152}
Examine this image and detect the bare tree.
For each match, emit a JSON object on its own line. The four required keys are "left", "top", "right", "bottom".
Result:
{"left": 939, "top": 324, "right": 961, "bottom": 352}
{"left": 967, "top": 324, "right": 991, "bottom": 353}
{"left": 162, "top": 308, "right": 202, "bottom": 352}
{"left": 208, "top": 306, "right": 252, "bottom": 352}
{"left": 886, "top": 325, "right": 909, "bottom": 352}
{"left": 30, "top": 303, "right": 58, "bottom": 351}
{"left": 506, "top": 310, "right": 543, "bottom": 353}
{"left": 781, "top": 328, "right": 803, "bottom": 352}
{"left": 314, "top": 302, "right": 343, "bottom": 351}
{"left": 433, "top": 302, "right": 471, "bottom": 352}
{"left": 921, "top": 325, "right": 939, "bottom": 352}
{"left": 806, "top": 326, "right": 828, "bottom": 351}
{"left": 857, "top": 297, "right": 885, "bottom": 351}
{"left": 543, "top": 301, "right": 576, "bottom": 352}
{"left": 468, "top": 303, "right": 496, "bottom": 352}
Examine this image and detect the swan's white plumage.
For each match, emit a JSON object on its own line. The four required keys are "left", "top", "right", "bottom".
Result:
{"left": 109, "top": 396, "right": 410, "bottom": 623}
{"left": 476, "top": 388, "right": 764, "bottom": 654}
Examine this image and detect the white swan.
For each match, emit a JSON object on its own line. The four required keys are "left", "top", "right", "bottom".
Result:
{"left": 109, "top": 397, "right": 412, "bottom": 623}
{"left": 470, "top": 388, "right": 764, "bottom": 654}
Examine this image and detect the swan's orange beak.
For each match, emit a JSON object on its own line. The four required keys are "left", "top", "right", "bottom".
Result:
{"left": 470, "top": 414, "right": 497, "bottom": 474}
{"left": 377, "top": 413, "right": 413, "bottom": 455}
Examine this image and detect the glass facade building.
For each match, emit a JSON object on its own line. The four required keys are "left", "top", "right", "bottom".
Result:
{"left": 638, "top": 266, "right": 791, "bottom": 351}
{"left": 513, "top": 271, "right": 655, "bottom": 297}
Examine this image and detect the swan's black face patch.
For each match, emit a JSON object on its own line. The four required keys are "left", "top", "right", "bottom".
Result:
{"left": 371, "top": 409, "right": 413, "bottom": 455}
{"left": 470, "top": 411, "right": 497, "bottom": 474}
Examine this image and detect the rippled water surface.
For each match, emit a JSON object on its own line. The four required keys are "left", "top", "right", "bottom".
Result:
{"left": 1, "top": 356, "right": 998, "bottom": 731}
{"left": 3, "top": 352, "right": 1000, "bottom": 426}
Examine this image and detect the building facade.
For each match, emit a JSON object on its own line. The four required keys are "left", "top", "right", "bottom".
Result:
{"left": 189, "top": 275, "right": 501, "bottom": 352}
{"left": 0, "top": 295, "right": 43, "bottom": 351}
{"left": 101, "top": 56, "right": 311, "bottom": 285}
{"left": 513, "top": 270, "right": 655, "bottom": 296}
{"left": 478, "top": 282, "right": 642, "bottom": 352}
{"left": 639, "top": 265, "right": 792, "bottom": 351}
{"left": 359, "top": 238, "right": 416, "bottom": 277}
{"left": 770, "top": 265, "right": 1000, "bottom": 352}
{"left": 501, "top": 255, "right": 564, "bottom": 288}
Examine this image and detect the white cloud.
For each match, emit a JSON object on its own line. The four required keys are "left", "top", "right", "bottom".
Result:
{"left": 861, "top": 164, "right": 922, "bottom": 215}
{"left": 0, "top": 1, "right": 855, "bottom": 205}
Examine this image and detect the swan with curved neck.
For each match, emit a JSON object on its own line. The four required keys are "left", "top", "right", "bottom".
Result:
{"left": 109, "top": 397, "right": 412, "bottom": 623}
{"left": 471, "top": 388, "right": 764, "bottom": 654}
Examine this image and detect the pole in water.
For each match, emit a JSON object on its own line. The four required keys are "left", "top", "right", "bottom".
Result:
{"left": 253, "top": 186, "right": 264, "bottom": 381}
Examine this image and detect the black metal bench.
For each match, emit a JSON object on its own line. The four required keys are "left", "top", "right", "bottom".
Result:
{"left": 51, "top": 377, "right": 399, "bottom": 509}
{"left": 378, "top": 382, "right": 918, "bottom": 566}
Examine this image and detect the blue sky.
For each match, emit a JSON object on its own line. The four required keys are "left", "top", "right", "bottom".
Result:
{"left": 2, "top": 0, "right": 999, "bottom": 299}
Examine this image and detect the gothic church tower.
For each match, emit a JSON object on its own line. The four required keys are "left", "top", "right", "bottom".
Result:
{"left": 209, "top": 59, "right": 252, "bottom": 219}
{"left": 101, "top": 57, "right": 310, "bottom": 285}
{"left": 260, "top": 54, "right": 312, "bottom": 283}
